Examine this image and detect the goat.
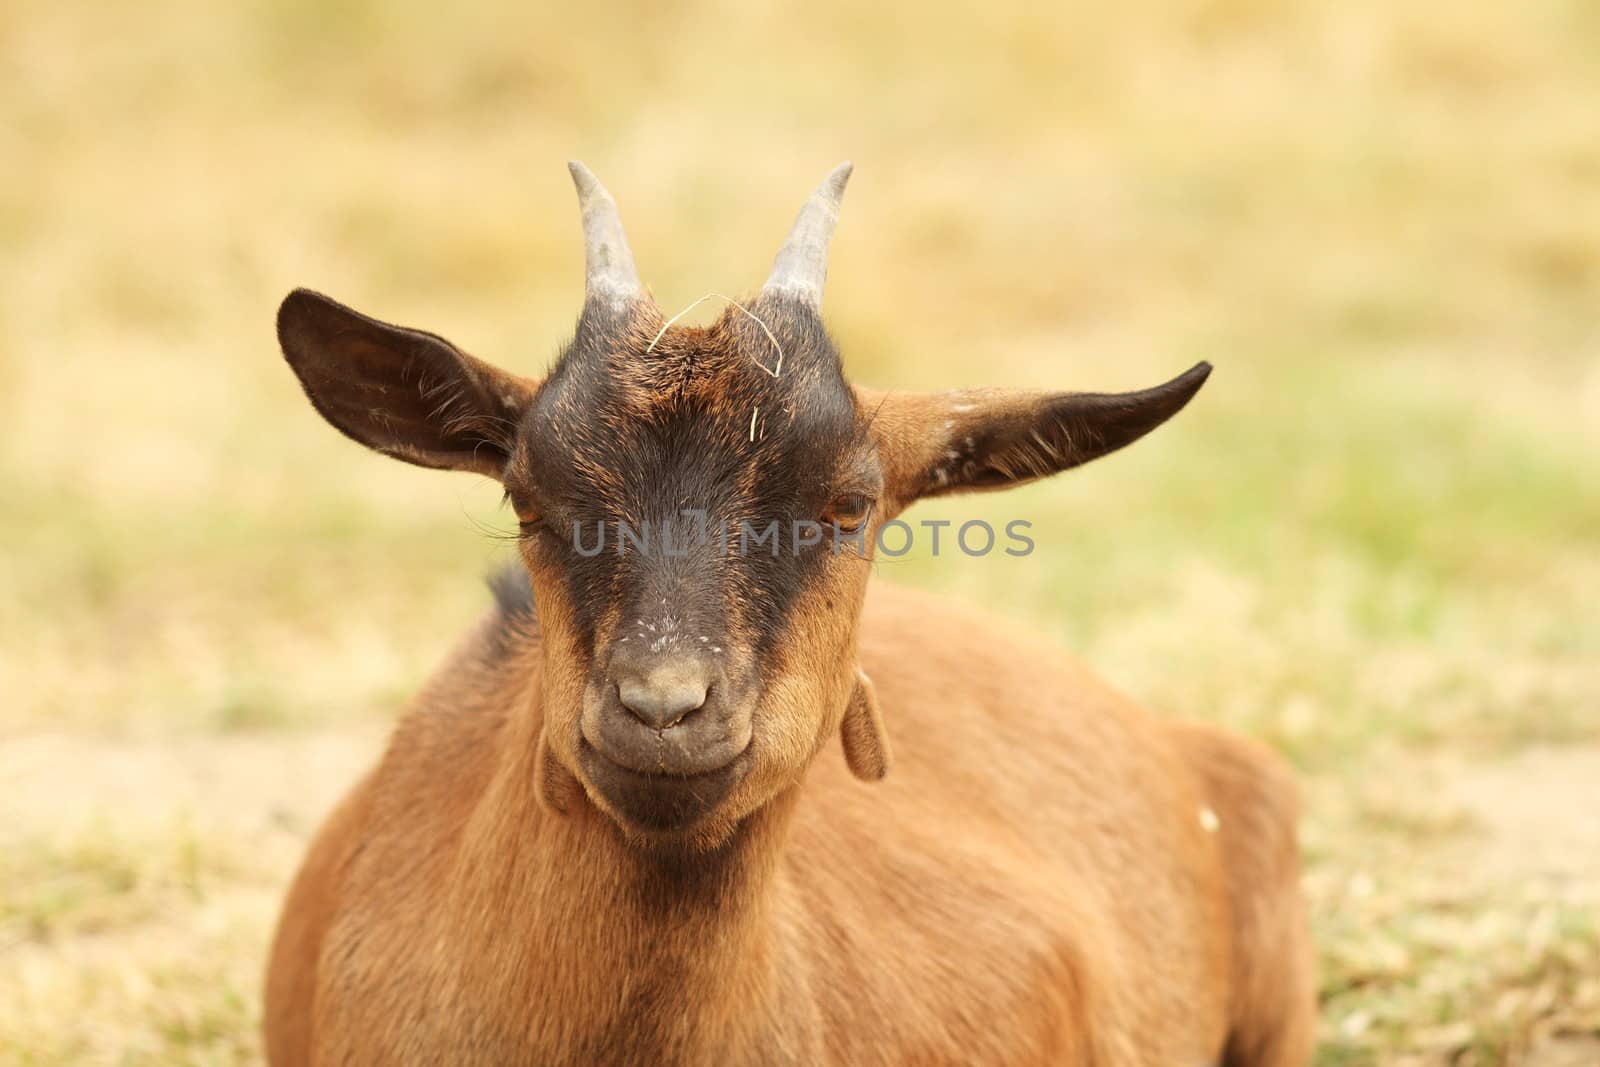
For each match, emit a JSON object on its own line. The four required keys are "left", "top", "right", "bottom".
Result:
{"left": 263, "top": 162, "right": 1316, "bottom": 1066}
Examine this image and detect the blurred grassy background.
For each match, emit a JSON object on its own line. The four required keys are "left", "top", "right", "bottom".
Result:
{"left": 2, "top": 0, "right": 1598, "bottom": 1063}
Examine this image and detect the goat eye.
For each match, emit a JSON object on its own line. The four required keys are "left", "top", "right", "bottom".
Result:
{"left": 506, "top": 491, "right": 542, "bottom": 530}
{"left": 823, "top": 494, "right": 872, "bottom": 533}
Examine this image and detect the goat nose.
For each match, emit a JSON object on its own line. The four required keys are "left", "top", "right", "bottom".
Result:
{"left": 617, "top": 665, "right": 709, "bottom": 730}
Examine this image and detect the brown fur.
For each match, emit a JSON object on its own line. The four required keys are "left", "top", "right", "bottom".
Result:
{"left": 265, "top": 584, "right": 1313, "bottom": 1066}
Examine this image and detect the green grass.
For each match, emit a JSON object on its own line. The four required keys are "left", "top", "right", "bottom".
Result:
{"left": 3, "top": 0, "right": 1599, "bottom": 1062}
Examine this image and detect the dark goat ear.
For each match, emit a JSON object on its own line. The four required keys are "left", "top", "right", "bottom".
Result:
{"left": 277, "top": 289, "right": 538, "bottom": 479}
{"left": 859, "top": 362, "right": 1211, "bottom": 512}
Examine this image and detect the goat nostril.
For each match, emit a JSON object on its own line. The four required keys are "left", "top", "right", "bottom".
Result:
{"left": 617, "top": 677, "right": 709, "bottom": 730}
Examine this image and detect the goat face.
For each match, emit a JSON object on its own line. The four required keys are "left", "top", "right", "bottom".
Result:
{"left": 509, "top": 293, "right": 880, "bottom": 841}
{"left": 276, "top": 162, "right": 1211, "bottom": 845}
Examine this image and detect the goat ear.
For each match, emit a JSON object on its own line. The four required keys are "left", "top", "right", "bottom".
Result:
{"left": 858, "top": 362, "right": 1211, "bottom": 512}
{"left": 277, "top": 288, "right": 538, "bottom": 479}
{"left": 840, "top": 669, "right": 890, "bottom": 782}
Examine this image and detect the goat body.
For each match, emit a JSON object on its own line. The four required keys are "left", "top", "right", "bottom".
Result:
{"left": 265, "top": 578, "right": 1314, "bottom": 1066}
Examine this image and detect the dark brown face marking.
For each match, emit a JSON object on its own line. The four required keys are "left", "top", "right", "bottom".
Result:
{"left": 509, "top": 295, "right": 876, "bottom": 678}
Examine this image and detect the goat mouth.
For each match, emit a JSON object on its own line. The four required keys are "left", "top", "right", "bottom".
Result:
{"left": 576, "top": 737, "right": 751, "bottom": 834}
{"left": 578, "top": 716, "right": 753, "bottom": 778}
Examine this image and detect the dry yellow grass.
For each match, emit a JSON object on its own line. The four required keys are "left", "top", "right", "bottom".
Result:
{"left": 2, "top": 1, "right": 1597, "bottom": 1063}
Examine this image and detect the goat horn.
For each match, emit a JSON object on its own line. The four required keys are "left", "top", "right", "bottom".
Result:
{"left": 762, "top": 161, "right": 853, "bottom": 308}
{"left": 568, "top": 161, "right": 643, "bottom": 311}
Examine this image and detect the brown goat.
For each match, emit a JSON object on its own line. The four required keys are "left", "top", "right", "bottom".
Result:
{"left": 263, "top": 163, "right": 1315, "bottom": 1066}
